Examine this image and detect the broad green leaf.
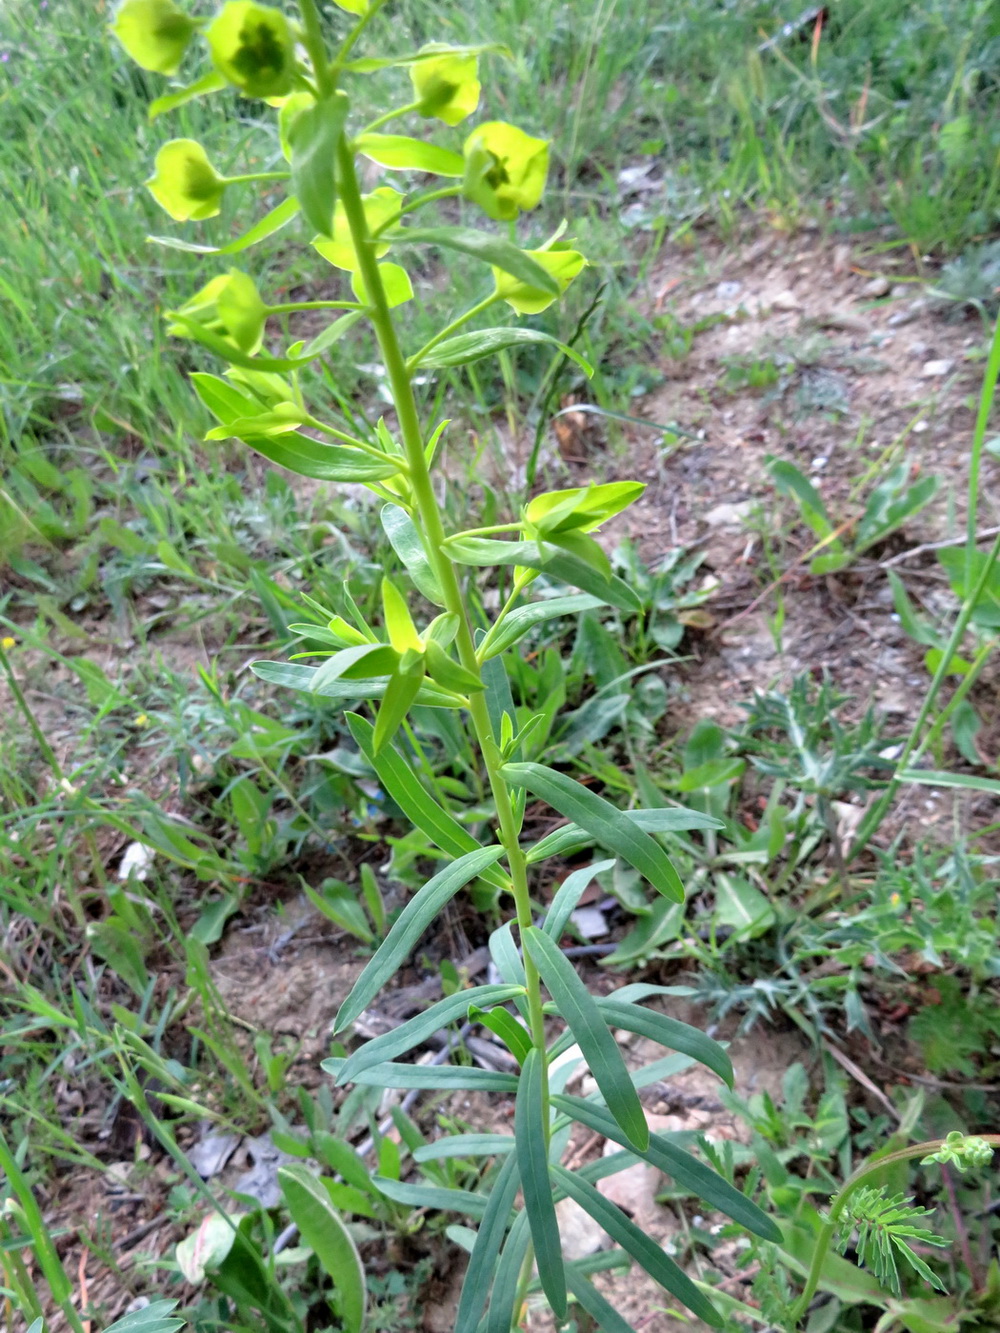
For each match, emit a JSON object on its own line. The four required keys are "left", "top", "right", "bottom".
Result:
{"left": 597, "top": 999, "right": 733, "bottom": 1088}
{"left": 381, "top": 576, "right": 421, "bottom": 652}
{"left": 290, "top": 93, "right": 350, "bottom": 237}
{"left": 713, "top": 872, "right": 775, "bottom": 939}
{"left": 102, "top": 1301, "right": 184, "bottom": 1333}
{"left": 425, "top": 640, "right": 482, "bottom": 694}
{"left": 237, "top": 430, "right": 399, "bottom": 482}
{"left": 470, "top": 1003, "right": 531, "bottom": 1064}
{"left": 567, "top": 1269, "right": 638, "bottom": 1333}
{"left": 372, "top": 1176, "right": 488, "bottom": 1218}
{"left": 555, "top": 1095, "right": 779, "bottom": 1240}
{"left": 149, "top": 70, "right": 227, "bottom": 120}
{"left": 147, "top": 139, "right": 226, "bottom": 222}
{"left": 148, "top": 196, "right": 300, "bottom": 255}
{"left": 352, "top": 261, "right": 413, "bottom": 309}
{"left": 413, "top": 1135, "right": 514, "bottom": 1161}
{"left": 333, "top": 984, "right": 525, "bottom": 1082}
{"left": 113, "top": 0, "right": 195, "bottom": 74}
{"left": 455, "top": 1151, "right": 521, "bottom": 1333}
{"left": 504, "top": 764, "right": 684, "bottom": 901}
{"left": 301, "top": 878, "right": 374, "bottom": 944}
{"left": 250, "top": 660, "right": 460, "bottom": 708}
{"left": 552, "top": 1165, "right": 724, "bottom": 1327}
{"left": 523, "top": 927, "right": 647, "bottom": 1151}
{"left": 278, "top": 1165, "right": 365, "bottom": 1333}
{"left": 391, "top": 225, "right": 559, "bottom": 292}
{"left": 409, "top": 44, "right": 481, "bottom": 125}
{"left": 345, "top": 714, "right": 508, "bottom": 888}
{"left": 526, "top": 807, "right": 722, "bottom": 864}
{"left": 381, "top": 504, "right": 445, "bottom": 605}
{"left": 494, "top": 246, "right": 587, "bottom": 315}
{"left": 355, "top": 134, "right": 465, "bottom": 176}
{"left": 311, "top": 643, "right": 398, "bottom": 692}
{"left": 481, "top": 594, "right": 605, "bottom": 660}
{"left": 543, "top": 859, "right": 616, "bottom": 940}
{"left": 417, "top": 327, "right": 592, "bottom": 377}
{"left": 517, "top": 1049, "right": 566, "bottom": 1318}
{"left": 335, "top": 847, "right": 505, "bottom": 1034}
{"left": 486, "top": 1210, "right": 531, "bottom": 1333}
{"left": 767, "top": 457, "right": 838, "bottom": 544}
{"left": 322, "top": 1056, "right": 518, "bottom": 1091}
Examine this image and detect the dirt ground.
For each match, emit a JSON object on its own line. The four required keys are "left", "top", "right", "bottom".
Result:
{"left": 20, "top": 225, "right": 1000, "bottom": 1331}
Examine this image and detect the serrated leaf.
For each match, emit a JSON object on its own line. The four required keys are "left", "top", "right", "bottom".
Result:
{"left": 290, "top": 94, "right": 349, "bottom": 237}
{"left": 504, "top": 764, "right": 684, "bottom": 901}
{"left": 333, "top": 984, "right": 526, "bottom": 1082}
{"left": 517, "top": 1049, "right": 566, "bottom": 1317}
{"left": 523, "top": 927, "right": 647, "bottom": 1151}
{"left": 278, "top": 1165, "right": 365, "bottom": 1333}
{"left": 552, "top": 1165, "right": 724, "bottom": 1327}
{"left": 555, "top": 1094, "right": 779, "bottom": 1240}
{"left": 335, "top": 846, "right": 505, "bottom": 1033}
{"left": 455, "top": 1151, "right": 521, "bottom": 1333}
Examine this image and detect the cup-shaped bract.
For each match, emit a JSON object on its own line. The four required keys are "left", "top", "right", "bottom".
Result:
{"left": 493, "top": 246, "right": 586, "bottom": 314}
{"left": 111, "top": 0, "right": 196, "bottom": 75}
{"left": 410, "top": 45, "right": 481, "bottom": 126}
{"left": 313, "top": 188, "right": 404, "bottom": 270}
{"left": 206, "top": 1, "right": 295, "bottom": 99}
{"left": 147, "top": 139, "right": 227, "bottom": 221}
{"left": 169, "top": 270, "right": 268, "bottom": 354}
{"left": 463, "top": 121, "right": 549, "bottom": 221}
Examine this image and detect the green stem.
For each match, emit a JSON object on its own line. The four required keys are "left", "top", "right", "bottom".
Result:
{"left": 407, "top": 294, "right": 501, "bottom": 372}
{"left": 267, "top": 300, "right": 363, "bottom": 314}
{"left": 333, "top": 0, "right": 392, "bottom": 69}
{"left": 1, "top": 646, "right": 65, "bottom": 784}
{"left": 335, "top": 137, "right": 548, "bottom": 1055}
{"left": 369, "top": 185, "right": 463, "bottom": 243}
{"left": 298, "top": 0, "right": 333, "bottom": 97}
{"left": 223, "top": 171, "right": 291, "bottom": 185}
{"left": 361, "top": 99, "right": 423, "bottom": 134}
{"left": 966, "top": 309, "right": 1000, "bottom": 585}
{"left": 305, "top": 415, "right": 408, "bottom": 464}
{"left": 790, "top": 1135, "right": 1000, "bottom": 1326}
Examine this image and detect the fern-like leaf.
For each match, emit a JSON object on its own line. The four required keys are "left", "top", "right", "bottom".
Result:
{"left": 837, "top": 1186, "right": 948, "bottom": 1297}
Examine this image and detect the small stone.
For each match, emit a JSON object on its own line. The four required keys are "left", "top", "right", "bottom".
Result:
{"left": 704, "top": 500, "right": 754, "bottom": 528}
{"left": 913, "top": 420, "right": 929, "bottom": 433}
{"left": 909, "top": 340, "right": 930, "bottom": 358}
{"left": 818, "top": 308, "right": 869, "bottom": 333}
{"left": 921, "top": 359, "right": 954, "bottom": 378}
{"left": 887, "top": 308, "right": 918, "bottom": 328}
{"left": 569, "top": 907, "right": 608, "bottom": 940}
{"left": 863, "top": 276, "right": 891, "bottom": 298}
{"left": 557, "top": 1197, "right": 607, "bottom": 1260}
{"left": 771, "top": 289, "right": 799, "bottom": 312}
{"left": 811, "top": 456, "right": 828, "bottom": 470}
{"left": 597, "top": 1156, "right": 661, "bottom": 1228}
{"left": 890, "top": 283, "right": 911, "bottom": 300}
{"left": 716, "top": 280, "right": 743, "bottom": 301}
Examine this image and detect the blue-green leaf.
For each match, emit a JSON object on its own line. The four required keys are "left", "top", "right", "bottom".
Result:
{"left": 526, "top": 807, "right": 722, "bottom": 864}
{"left": 455, "top": 1151, "right": 521, "bottom": 1333}
{"left": 597, "top": 1000, "right": 733, "bottom": 1087}
{"left": 481, "top": 594, "right": 606, "bottom": 660}
{"left": 505, "top": 764, "right": 684, "bottom": 901}
{"left": 517, "top": 1049, "right": 566, "bottom": 1318}
{"left": 413, "top": 1134, "right": 514, "bottom": 1161}
{"left": 567, "top": 1269, "right": 638, "bottom": 1333}
{"left": 393, "top": 225, "right": 559, "bottom": 292}
{"left": 543, "top": 859, "right": 616, "bottom": 940}
{"left": 321, "top": 1057, "right": 518, "bottom": 1092}
{"left": 334, "top": 846, "right": 506, "bottom": 1034}
{"left": 381, "top": 504, "right": 446, "bottom": 605}
{"left": 372, "top": 1176, "right": 489, "bottom": 1218}
{"left": 250, "top": 660, "right": 459, "bottom": 707}
{"left": 523, "top": 927, "right": 647, "bottom": 1151}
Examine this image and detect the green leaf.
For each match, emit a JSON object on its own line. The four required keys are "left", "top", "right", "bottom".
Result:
{"left": 278, "top": 1165, "right": 365, "bottom": 1333}
{"left": 482, "top": 594, "right": 606, "bottom": 660}
{"left": 526, "top": 807, "right": 722, "bottom": 864}
{"left": 418, "top": 327, "right": 592, "bottom": 377}
{"left": 303, "top": 310, "right": 365, "bottom": 357}
{"left": 103, "top": 1301, "right": 185, "bottom": 1333}
{"left": 767, "top": 457, "right": 837, "bottom": 543}
{"left": 543, "top": 859, "right": 616, "bottom": 940}
{"left": 567, "top": 1269, "right": 638, "bottom": 1333}
{"left": 392, "top": 225, "right": 559, "bottom": 292}
{"left": 713, "top": 872, "right": 775, "bottom": 939}
{"left": 355, "top": 134, "right": 465, "bottom": 177}
{"left": 544, "top": 550, "right": 640, "bottom": 611}
{"left": 302, "top": 877, "right": 374, "bottom": 944}
{"left": 333, "top": 984, "right": 526, "bottom": 1082}
{"left": 373, "top": 668, "right": 424, "bottom": 753}
{"left": 322, "top": 1056, "right": 518, "bottom": 1091}
{"left": 552, "top": 1165, "right": 724, "bottom": 1327}
{"left": 523, "top": 927, "right": 647, "bottom": 1151}
{"left": 372, "top": 1176, "right": 489, "bottom": 1218}
{"left": 311, "top": 643, "right": 398, "bottom": 691}
{"left": 335, "top": 847, "right": 505, "bottom": 1034}
{"left": 413, "top": 1134, "right": 514, "bottom": 1161}
{"left": 485, "top": 1209, "right": 531, "bottom": 1333}
{"left": 167, "top": 312, "right": 312, "bottom": 372}
{"left": 148, "top": 196, "right": 300, "bottom": 255}
{"left": 381, "top": 504, "right": 445, "bottom": 605}
{"left": 455, "top": 1151, "right": 521, "bottom": 1333}
{"left": 554, "top": 1094, "right": 779, "bottom": 1240}
{"left": 345, "top": 714, "right": 508, "bottom": 889}
{"left": 597, "top": 999, "right": 732, "bottom": 1087}
{"left": 504, "top": 764, "right": 684, "bottom": 901}
{"left": 290, "top": 93, "right": 350, "bottom": 237}
{"left": 250, "top": 660, "right": 460, "bottom": 708}
{"left": 517, "top": 1049, "right": 566, "bottom": 1318}
{"left": 898, "top": 768, "right": 1000, "bottom": 795}
{"left": 149, "top": 70, "right": 227, "bottom": 120}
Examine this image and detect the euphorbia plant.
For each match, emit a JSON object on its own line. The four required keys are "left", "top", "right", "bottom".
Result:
{"left": 111, "top": 0, "right": 782, "bottom": 1327}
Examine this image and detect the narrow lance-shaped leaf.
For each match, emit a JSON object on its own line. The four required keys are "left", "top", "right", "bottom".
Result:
{"left": 485, "top": 1210, "right": 531, "bottom": 1333}
{"left": 596, "top": 999, "right": 734, "bottom": 1088}
{"left": 391, "top": 225, "right": 559, "bottom": 292}
{"left": 552, "top": 1165, "right": 724, "bottom": 1328}
{"left": 322, "top": 1057, "right": 518, "bottom": 1092}
{"left": 516, "top": 1049, "right": 567, "bottom": 1318}
{"left": 335, "top": 846, "right": 505, "bottom": 1034}
{"left": 566, "top": 1269, "right": 638, "bottom": 1333}
{"left": 372, "top": 1176, "right": 489, "bottom": 1218}
{"left": 454, "top": 1151, "right": 521, "bottom": 1333}
{"left": 290, "top": 93, "right": 350, "bottom": 238}
{"left": 523, "top": 927, "right": 648, "bottom": 1151}
{"left": 504, "top": 763, "right": 685, "bottom": 901}
{"left": 417, "top": 327, "right": 592, "bottom": 378}
{"left": 543, "top": 859, "right": 616, "bottom": 940}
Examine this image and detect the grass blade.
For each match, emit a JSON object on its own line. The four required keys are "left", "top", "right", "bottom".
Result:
{"left": 334, "top": 845, "right": 506, "bottom": 1034}
{"left": 505, "top": 763, "right": 684, "bottom": 901}
{"left": 523, "top": 927, "right": 647, "bottom": 1151}
{"left": 552, "top": 1165, "right": 723, "bottom": 1328}
{"left": 517, "top": 1048, "right": 567, "bottom": 1318}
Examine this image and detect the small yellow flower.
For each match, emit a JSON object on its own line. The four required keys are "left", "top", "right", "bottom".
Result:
{"left": 410, "top": 45, "right": 481, "bottom": 126}
{"left": 206, "top": 1, "right": 295, "bottom": 100}
{"left": 463, "top": 121, "right": 549, "bottom": 221}
{"left": 134, "top": 713, "right": 149, "bottom": 727}
{"left": 0, "top": 636, "right": 15, "bottom": 651}
{"left": 111, "top": 0, "right": 196, "bottom": 76}
{"left": 147, "top": 139, "right": 227, "bottom": 222}
{"left": 889, "top": 892, "right": 901, "bottom": 907}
